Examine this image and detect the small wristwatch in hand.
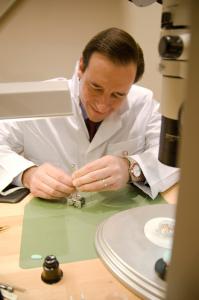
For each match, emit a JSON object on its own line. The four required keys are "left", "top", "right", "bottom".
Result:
{"left": 124, "top": 157, "right": 145, "bottom": 183}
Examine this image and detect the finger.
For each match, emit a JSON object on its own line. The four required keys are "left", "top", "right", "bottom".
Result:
{"left": 77, "top": 176, "right": 115, "bottom": 192}
{"left": 30, "top": 186, "right": 57, "bottom": 200}
{"left": 36, "top": 170, "right": 74, "bottom": 193}
{"left": 31, "top": 180, "right": 74, "bottom": 199}
{"left": 45, "top": 176, "right": 75, "bottom": 194}
{"left": 72, "top": 157, "right": 109, "bottom": 179}
{"left": 30, "top": 173, "right": 75, "bottom": 197}
{"left": 31, "top": 188, "right": 62, "bottom": 200}
{"left": 72, "top": 167, "right": 110, "bottom": 187}
{"left": 41, "top": 179, "right": 75, "bottom": 196}
{"left": 44, "top": 164, "right": 74, "bottom": 187}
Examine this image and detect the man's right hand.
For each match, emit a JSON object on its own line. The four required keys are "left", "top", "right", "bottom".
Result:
{"left": 22, "top": 163, "right": 75, "bottom": 200}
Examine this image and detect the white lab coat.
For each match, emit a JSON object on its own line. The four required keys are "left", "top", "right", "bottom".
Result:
{"left": 0, "top": 70, "right": 179, "bottom": 199}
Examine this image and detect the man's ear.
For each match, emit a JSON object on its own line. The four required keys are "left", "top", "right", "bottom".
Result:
{"left": 77, "top": 57, "right": 85, "bottom": 79}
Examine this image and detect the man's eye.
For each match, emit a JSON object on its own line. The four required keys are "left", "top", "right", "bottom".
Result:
{"left": 112, "top": 93, "right": 125, "bottom": 99}
{"left": 89, "top": 83, "right": 102, "bottom": 90}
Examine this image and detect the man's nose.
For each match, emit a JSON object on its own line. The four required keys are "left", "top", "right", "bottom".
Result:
{"left": 96, "top": 101, "right": 109, "bottom": 113}
{"left": 96, "top": 94, "right": 111, "bottom": 111}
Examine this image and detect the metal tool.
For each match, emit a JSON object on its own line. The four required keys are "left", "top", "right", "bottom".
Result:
{"left": 0, "top": 283, "right": 25, "bottom": 293}
{"left": 67, "top": 164, "right": 85, "bottom": 208}
{"left": 0, "top": 226, "right": 8, "bottom": 232}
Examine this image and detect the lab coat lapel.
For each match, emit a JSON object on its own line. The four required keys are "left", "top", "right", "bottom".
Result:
{"left": 69, "top": 65, "right": 91, "bottom": 142}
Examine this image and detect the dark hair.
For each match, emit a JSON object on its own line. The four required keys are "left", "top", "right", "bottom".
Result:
{"left": 82, "top": 27, "right": 144, "bottom": 83}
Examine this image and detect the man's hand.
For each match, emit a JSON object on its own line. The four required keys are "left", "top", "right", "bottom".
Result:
{"left": 72, "top": 155, "right": 129, "bottom": 192}
{"left": 22, "top": 163, "right": 75, "bottom": 200}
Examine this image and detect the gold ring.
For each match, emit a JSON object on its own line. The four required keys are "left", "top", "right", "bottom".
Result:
{"left": 102, "top": 178, "right": 108, "bottom": 188}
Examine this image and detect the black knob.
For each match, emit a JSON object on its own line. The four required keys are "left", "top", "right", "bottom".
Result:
{"left": 161, "top": 11, "right": 173, "bottom": 29}
{"left": 41, "top": 255, "right": 63, "bottom": 284}
{"left": 155, "top": 258, "right": 168, "bottom": 280}
{"left": 159, "top": 35, "right": 183, "bottom": 59}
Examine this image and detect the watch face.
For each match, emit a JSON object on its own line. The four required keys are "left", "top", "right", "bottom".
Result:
{"left": 132, "top": 164, "right": 141, "bottom": 177}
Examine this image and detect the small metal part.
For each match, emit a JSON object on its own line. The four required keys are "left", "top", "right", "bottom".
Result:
{"left": 73, "top": 197, "right": 85, "bottom": 208}
{"left": 0, "top": 283, "right": 13, "bottom": 292}
{"left": 0, "top": 282, "right": 25, "bottom": 293}
{"left": 67, "top": 196, "right": 86, "bottom": 208}
{"left": 71, "top": 163, "right": 81, "bottom": 199}
{"left": 41, "top": 255, "right": 63, "bottom": 284}
{"left": 31, "top": 254, "right": 43, "bottom": 260}
{"left": 69, "top": 163, "right": 87, "bottom": 208}
{"left": 73, "top": 200, "right": 82, "bottom": 208}
{"left": 67, "top": 197, "right": 75, "bottom": 206}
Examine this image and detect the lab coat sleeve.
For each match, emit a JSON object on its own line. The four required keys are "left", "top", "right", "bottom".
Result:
{"left": 131, "top": 97, "right": 179, "bottom": 199}
{"left": 0, "top": 121, "right": 35, "bottom": 192}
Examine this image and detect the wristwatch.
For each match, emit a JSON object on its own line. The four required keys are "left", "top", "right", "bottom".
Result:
{"left": 124, "top": 157, "right": 145, "bottom": 182}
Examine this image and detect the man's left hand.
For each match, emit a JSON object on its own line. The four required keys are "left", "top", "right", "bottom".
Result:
{"left": 72, "top": 155, "right": 129, "bottom": 192}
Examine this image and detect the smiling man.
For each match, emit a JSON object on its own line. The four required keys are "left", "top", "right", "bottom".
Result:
{"left": 0, "top": 28, "right": 178, "bottom": 200}
{"left": 78, "top": 52, "right": 136, "bottom": 122}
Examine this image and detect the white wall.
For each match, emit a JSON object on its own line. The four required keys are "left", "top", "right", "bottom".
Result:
{"left": 0, "top": 0, "right": 123, "bottom": 81}
{"left": 0, "top": 0, "right": 162, "bottom": 100}
{"left": 120, "top": 1, "right": 162, "bottom": 100}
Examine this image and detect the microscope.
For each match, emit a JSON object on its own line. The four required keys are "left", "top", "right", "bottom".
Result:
{"left": 129, "top": 0, "right": 190, "bottom": 168}
{"left": 157, "top": 0, "right": 190, "bottom": 168}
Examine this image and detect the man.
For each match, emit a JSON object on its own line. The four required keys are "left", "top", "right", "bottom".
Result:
{"left": 0, "top": 28, "right": 178, "bottom": 200}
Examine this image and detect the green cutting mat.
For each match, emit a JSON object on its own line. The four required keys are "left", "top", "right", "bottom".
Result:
{"left": 20, "top": 186, "right": 165, "bottom": 269}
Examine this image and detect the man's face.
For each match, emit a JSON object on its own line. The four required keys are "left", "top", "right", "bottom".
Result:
{"left": 78, "top": 52, "right": 137, "bottom": 122}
